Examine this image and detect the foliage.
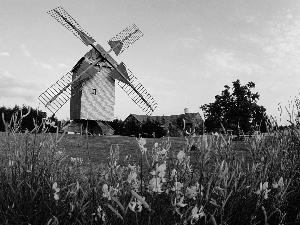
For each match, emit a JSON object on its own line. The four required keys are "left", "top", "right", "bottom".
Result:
{"left": 200, "top": 80, "right": 267, "bottom": 133}
{"left": 141, "top": 118, "right": 166, "bottom": 138}
{"left": 0, "top": 105, "right": 46, "bottom": 132}
{"left": 108, "top": 119, "right": 126, "bottom": 135}
{"left": 0, "top": 109, "right": 300, "bottom": 224}
{"left": 123, "top": 117, "right": 141, "bottom": 137}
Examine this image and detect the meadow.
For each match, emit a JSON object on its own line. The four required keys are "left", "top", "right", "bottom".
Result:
{"left": 0, "top": 116, "right": 300, "bottom": 225}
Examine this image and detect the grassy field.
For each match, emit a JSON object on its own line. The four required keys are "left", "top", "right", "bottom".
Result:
{"left": 1, "top": 129, "right": 299, "bottom": 224}
{"left": 56, "top": 134, "right": 247, "bottom": 165}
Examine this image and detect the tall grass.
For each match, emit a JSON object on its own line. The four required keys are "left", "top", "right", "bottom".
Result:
{"left": 0, "top": 108, "right": 300, "bottom": 224}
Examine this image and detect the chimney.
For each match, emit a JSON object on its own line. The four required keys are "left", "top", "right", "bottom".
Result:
{"left": 184, "top": 108, "right": 190, "bottom": 114}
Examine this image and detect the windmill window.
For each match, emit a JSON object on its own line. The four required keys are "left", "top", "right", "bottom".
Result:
{"left": 92, "top": 89, "right": 97, "bottom": 95}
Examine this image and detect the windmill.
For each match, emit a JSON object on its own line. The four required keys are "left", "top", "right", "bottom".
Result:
{"left": 38, "top": 7, "right": 157, "bottom": 134}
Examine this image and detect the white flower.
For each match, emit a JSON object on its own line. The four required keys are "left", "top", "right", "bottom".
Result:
{"left": 52, "top": 182, "right": 60, "bottom": 200}
{"left": 186, "top": 183, "right": 203, "bottom": 199}
{"left": 175, "top": 196, "right": 187, "bottom": 207}
{"left": 138, "top": 137, "right": 146, "bottom": 147}
{"left": 52, "top": 182, "right": 60, "bottom": 192}
{"left": 127, "top": 171, "right": 138, "bottom": 183}
{"left": 191, "top": 205, "right": 205, "bottom": 224}
{"left": 54, "top": 192, "right": 59, "bottom": 200}
{"left": 129, "top": 201, "right": 137, "bottom": 212}
{"left": 255, "top": 181, "right": 271, "bottom": 199}
{"left": 149, "top": 177, "right": 163, "bottom": 193}
{"left": 8, "top": 159, "right": 14, "bottom": 167}
{"left": 177, "top": 150, "right": 185, "bottom": 163}
{"left": 129, "top": 197, "right": 144, "bottom": 212}
{"left": 171, "top": 169, "right": 177, "bottom": 178}
{"left": 154, "top": 142, "right": 158, "bottom": 148}
{"left": 272, "top": 177, "right": 284, "bottom": 189}
{"left": 102, "top": 184, "right": 110, "bottom": 199}
{"left": 171, "top": 182, "right": 183, "bottom": 193}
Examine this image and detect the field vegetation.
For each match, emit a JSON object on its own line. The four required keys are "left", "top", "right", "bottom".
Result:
{"left": 0, "top": 107, "right": 300, "bottom": 225}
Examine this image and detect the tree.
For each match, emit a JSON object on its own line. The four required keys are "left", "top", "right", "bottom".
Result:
{"left": 0, "top": 105, "right": 47, "bottom": 132}
{"left": 141, "top": 118, "right": 166, "bottom": 138}
{"left": 108, "top": 119, "right": 125, "bottom": 135}
{"left": 200, "top": 79, "right": 267, "bottom": 133}
{"left": 124, "top": 117, "right": 141, "bottom": 137}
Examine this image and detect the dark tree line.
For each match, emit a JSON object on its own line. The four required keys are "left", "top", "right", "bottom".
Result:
{"left": 109, "top": 118, "right": 166, "bottom": 138}
{"left": 0, "top": 105, "right": 47, "bottom": 132}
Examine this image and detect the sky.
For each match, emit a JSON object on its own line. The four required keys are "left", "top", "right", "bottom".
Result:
{"left": 0, "top": 0, "right": 300, "bottom": 125}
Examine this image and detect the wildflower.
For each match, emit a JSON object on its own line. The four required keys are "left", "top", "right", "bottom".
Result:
{"left": 70, "top": 157, "right": 83, "bottom": 165}
{"left": 190, "top": 205, "right": 205, "bottom": 224}
{"left": 149, "top": 177, "right": 163, "bottom": 193}
{"left": 8, "top": 159, "right": 14, "bottom": 167}
{"left": 177, "top": 150, "right": 185, "bottom": 163}
{"left": 171, "top": 168, "right": 177, "bottom": 179}
{"left": 159, "top": 148, "right": 167, "bottom": 157}
{"left": 138, "top": 137, "right": 146, "bottom": 146}
{"left": 186, "top": 183, "right": 203, "bottom": 199}
{"left": 102, "top": 184, "right": 118, "bottom": 200}
{"left": 137, "top": 137, "right": 147, "bottom": 154}
{"left": 128, "top": 197, "right": 144, "bottom": 212}
{"left": 52, "top": 182, "right": 60, "bottom": 200}
{"left": 175, "top": 196, "right": 187, "bottom": 207}
{"left": 127, "top": 171, "right": 138, "bottom": 183}
{"left": 157, "top": 163, "right": 166, "bottom": 177}
{"left": 171, "top": 182, "right": 183, "bottom": 193}
{"left": 255, "top": 181, "right": 271, "bottom": 199}
{"left": 102, "top": 184, "right": 110, "bottom": 199}
{"left": 272, "top": 177, "right": 284, "bottom": 189}
{"left": 96, "top": 206, "right": 106, "bottom": 222}
{"left": 154, "top": 142, "right": 158, "bottom": 148}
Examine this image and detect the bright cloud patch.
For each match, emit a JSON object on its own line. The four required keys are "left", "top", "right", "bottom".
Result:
{"left": 0, "top": 52, "right": 9, "bottom": 57}
{"left": 0, "top": 71, "right": 42, "bottom": 102}
{"left": 202, "top": 48, "right": 263, "bottom": 77}
{"left": 58, "top": 63, "right": 69, "bottom": 69}
{"left": 20, "top": 44, "right": 31, "bottom": 57}
{"left": 33, "top": 58, "right": 53, "bottom": 70}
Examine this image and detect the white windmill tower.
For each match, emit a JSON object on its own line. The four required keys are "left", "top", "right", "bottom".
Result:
{"left": 38, "top": 7, "right": 157, "bottom": 134}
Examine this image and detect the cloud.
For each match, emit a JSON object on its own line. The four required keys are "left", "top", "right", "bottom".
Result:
{"left": 0, "top": 70, "right": 42, "bottom": 102}
{"left": 202, "top": 48, "right": 264, "bottom": 77}
{"left": 20, "top": 44, "right": 53, "bottom": 70}
{"left": 57, "top": 63, "right": 69, "bottom": 69}
{"left": 171, "top": 37, "right": 199, "bottom": 50}
{"left": 33, "top": 58, "right": 53, "bottom": 70}
{"left": 0, "top": 52, "right": 9, "bottom": 56}
{"left": 20, "top": 44, "right": 31, "bottom": 57}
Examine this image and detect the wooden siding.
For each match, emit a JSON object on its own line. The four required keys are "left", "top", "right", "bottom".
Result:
{"left": 80, "top": 67, "right": 115, "bottom": 121}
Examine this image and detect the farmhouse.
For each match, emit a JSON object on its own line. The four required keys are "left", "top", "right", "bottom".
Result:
{"left": 124, "top": 108, "right": 203, "bottom": 136}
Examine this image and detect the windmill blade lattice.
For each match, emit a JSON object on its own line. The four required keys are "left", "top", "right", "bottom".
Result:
{"left": 116, "top": 63, "right": 157, "bottom": 115}
{"left": 108, "top": 24, "right": 144, "bottom": 56}
{"left": 47, "top": 6, "right": 95, "bottom": 46}
{"left": 38, "top": 71, "right": 89, "bottom": 114}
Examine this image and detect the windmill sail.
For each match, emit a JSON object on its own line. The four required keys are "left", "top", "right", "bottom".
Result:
{"left": 38, "top": 56, "right": 98, "bottom": 114}
{"left": 108, "top": 23, "right": 144, "bottom": 56}
{"left": 115, "top": 63, "right": 158, "bottom": 115}
{"left": 47, "top": 6, "right": 95, "bottom": 46}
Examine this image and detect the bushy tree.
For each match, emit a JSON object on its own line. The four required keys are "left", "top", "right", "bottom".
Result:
{"left": 200, "top": 79, "right": 267, "bottom": 133}
{"left": 141, "top": 118, "right": 166, "bottom": 138}
{"left": 124, "top": 118, "right": 141, "bottom": 137}
{"left": 108, "top": 119, "right": 125, "bottom": 135}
